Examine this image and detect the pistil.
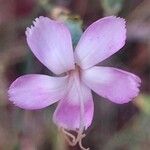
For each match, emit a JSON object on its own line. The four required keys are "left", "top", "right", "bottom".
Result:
{"left": 61, "top": 66, "right": 89, "bottom": 150}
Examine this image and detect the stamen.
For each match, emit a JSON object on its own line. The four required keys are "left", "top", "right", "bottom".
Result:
{"left": 73, "top": 126, "right": 84, "bottom": 145}
{"left": 60, "top": 128, "right": 76, "bottom": 146}
{"left": 73, "top": 70, "right": 86, "bottom": 145}
{"left": 60, "top": 127, "right": 89, "bottom": 149}
{"left": 79, "top": 134, "right": 90, "bottom": 150}
{"left": 60, "top": 69, "right": 89, "bottom": 149}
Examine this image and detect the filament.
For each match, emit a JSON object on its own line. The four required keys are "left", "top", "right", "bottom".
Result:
{"left": 60, "top": 128, "right": 76, "bottom": 146}
{"left": 79, "top": 134, "right": 90, "bottom": 150}
{"left": 61, "top": 128, "right": 89, "bottom": 150}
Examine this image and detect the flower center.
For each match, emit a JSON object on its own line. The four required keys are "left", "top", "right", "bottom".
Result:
{"left": 68, "top": 64, "right": 80, "bottom": 76}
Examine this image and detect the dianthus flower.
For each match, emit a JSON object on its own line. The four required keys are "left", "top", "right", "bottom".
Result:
{"left": 8, "top": 16, "right": 141, "bottom": 150}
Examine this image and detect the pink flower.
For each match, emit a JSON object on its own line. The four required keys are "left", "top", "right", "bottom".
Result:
{"left": 8, "top": 16, "right": 141, "bottom": 149}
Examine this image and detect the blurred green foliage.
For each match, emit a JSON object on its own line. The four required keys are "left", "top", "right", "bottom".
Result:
{"left": 64, "top": 17, "right": 83, "bottom": 47}
{"left": 136, "top": 94, "right": 150, "bottom": 115}
{"left": 101, "top": 0, "right": 124, "bottom": 15}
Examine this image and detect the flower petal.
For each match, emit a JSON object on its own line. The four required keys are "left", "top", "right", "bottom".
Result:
{"left": 81, "top": 66, "right": 141, "bottom": 104}
{"left": 8, "top": 74, "right": 68, "bottom": 109}
{"left": 26, "top": 16, "right": 75, "bottom": 75}
{"left": 53, "top": 73, "right": 94, "bottom": 130}
{"left": 74, "top": 16, "right": 126, "bottom": 69}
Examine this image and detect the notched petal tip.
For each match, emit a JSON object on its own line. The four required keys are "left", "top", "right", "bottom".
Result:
{"left": 104, "top": 16, "right": 127, "bottom": 43}
{"left": 96, "top": 16, "right": 126, "bottom": 28}
{"left": 8, "top": 88, "right": 24, "bottom": 109}
{"left": 82, "top": 67, "right": 141, "bottom": 104}
{"left": 134, "top": 74, "right": 141, "bottom": 85}
{"left": 8, "top": 74, "right": 68, "bottom": 110}
{"left": 25, "top": 25, "right": 34, "bottom": 36}
{"left": 25, "top": 16, "right": 50, "bottom": 36}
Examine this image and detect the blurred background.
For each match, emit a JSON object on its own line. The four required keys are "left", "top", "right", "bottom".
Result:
{"left": 0, "top": 0, "right": 150, "bottom": 149}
